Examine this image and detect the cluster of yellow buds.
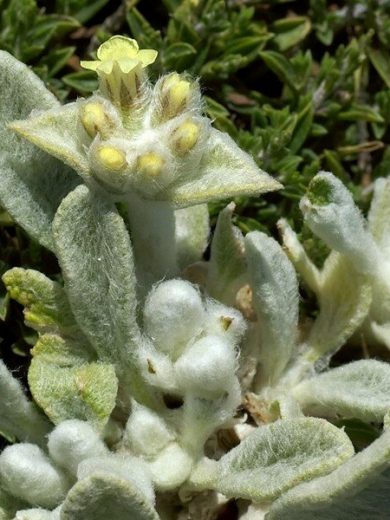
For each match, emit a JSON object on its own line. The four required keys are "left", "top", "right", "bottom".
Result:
{"left": 79, "top": 36, "right": 207, "bottom": 198}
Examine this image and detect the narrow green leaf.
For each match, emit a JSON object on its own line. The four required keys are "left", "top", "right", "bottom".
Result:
{"left": 245, "top": 231, "right": 299, "bottom": 383}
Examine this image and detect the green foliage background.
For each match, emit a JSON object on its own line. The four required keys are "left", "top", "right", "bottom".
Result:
{"left": 0, "top": 0, "right": 389, "bottom": 399}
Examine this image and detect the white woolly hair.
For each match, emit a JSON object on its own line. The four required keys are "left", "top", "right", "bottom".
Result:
{"left": 124, "top": 401, "right": 174, "bottom": 458}
{"left": 48, "top": 419, "right": 108, "bottom": 476}
{"left": 143, "top": 279, "right": 205, "bottom": 360}
{"left": 0, "top": 443, "right": 70, "bottom": 509}
{"left": 174, "top": 334, "right": 238, "bottom": 400}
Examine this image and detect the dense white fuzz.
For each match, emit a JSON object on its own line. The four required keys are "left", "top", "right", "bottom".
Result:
{"left": 143, "top": 279, "right": 204, "bottom": 359}
{"left": 148, "top": 443, "right": 193, "bottom": 491}
{"left": 48, "top": 420, "right": 108, "bottom": 476}
{"left": 175, "top": 335, "right": 237, "bottom": 399}
{"left": 203, "top": 299, "right": 246, "bottom": 345}
{"left": 300, "top": 171, "right": 379, "bottom": 273}
{"left": 124, "top": 402, "right": 174, "bottom": 457}
{"left": 77, "top": 454, "right": 155, "bottom": 504}
{"left": 0, "top": 443, "right": 69, "bottom": 508}
{"left": 15, "top": 507, "right": 61, "bottom": 520}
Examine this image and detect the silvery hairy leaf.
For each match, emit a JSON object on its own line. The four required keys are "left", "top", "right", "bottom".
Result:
{"left": 0, "top": 51, "right": 80, "bottom": 251}
{"left": 245, "top": 231, "right": 299, "bottom": 384}
{"left": 267, "top": 429, "right": 390, "bottom": 519}
{"left": 189, "top": 418, "right": 353, "bottom": 502}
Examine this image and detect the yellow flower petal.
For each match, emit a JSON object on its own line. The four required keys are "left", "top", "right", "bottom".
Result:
{"left": 79, "top": 60, "right": 100, "bottom": 71}
{"left": 97, "top": 36, "right": 139, "bottom": 61}
{"left": 116, "top": 58, "right": 140, "bottom": 74}
{"left": 137, "top": 49, "right": 158, "bottom": 67}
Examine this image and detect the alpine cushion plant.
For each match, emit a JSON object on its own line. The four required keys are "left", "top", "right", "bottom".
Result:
{"left": 0, "top": 35, "right": 390, "bottom": 520}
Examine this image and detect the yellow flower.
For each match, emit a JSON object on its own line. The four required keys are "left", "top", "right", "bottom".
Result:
{"left": 81, "top": 35, "right": 158, "bottom": 75}
{"left": 81, "top": 36, "right": 158, "bottom": 110}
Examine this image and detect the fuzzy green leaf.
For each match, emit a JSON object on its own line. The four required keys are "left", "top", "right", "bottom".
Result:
{"left": 52, "top": 185, "right": 140, "bottom": 370}
{"left": 163, "top": 128, "right": 282, "bottom": 207}
{"left": 190, "top": 418, "right": 354, "bottom": 502}
{"left": 245, "top": 231, "right": 299, "bottom": 383}
{"left": 207, "top": 202, "right": 247, "bottom": 304}
{"left": 306, "top": 253, "right": 372, "bottom": 359}
{"left": 293, "top": 360, "right": 390, "bottom": 423}
{"left": 10, "top": 102, "right": 90, "bottom": 178}
{"left": 61, "top": 474, "right": 159, "bottom": 520}
{"left": 28, "top": 334, "right": 117, "bottom": 430}
{"left": 267, "top": 429, "right": 390, "bottom": 519}
{"left": 0, "top": 50, "right": 80, "bottom": 251}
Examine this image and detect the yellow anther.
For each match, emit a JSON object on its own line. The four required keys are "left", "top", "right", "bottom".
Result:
{"left": 173, "top": 120, "right": 200, "bottom": 155}
{"left": 97, "top": 145, "right": 126, "bottom": 171}
{"left": 137, "top": 152, "right": 164, "bottom": 177}
{"left": 81, "top": 103, "right": 108, "bottom": 137}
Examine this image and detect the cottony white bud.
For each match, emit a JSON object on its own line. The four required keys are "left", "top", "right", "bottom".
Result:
{"left": 48, "top": 420, "right": 108, "bottom": 476}
{"left": 203, "top": 299, "right": 246, "bottom": 345}
{"left": 175, "top": 335, "right": 237, "bottom": 399}
{"left": 0, "top": 444, "right": 69, "bottom": 509}
{"left": 148, "top": 442, "right": 192, "bottom": 491}
{"left": 15, "top": 507, "right": 61, "bottom": 520}
{"left": 77, "top": 454, "right": 155, "bottom": 504}
{"left": 90, "top": 138, "right": 131, "bottom": 193}
{"left": 124, "top": 402, "right": 174, "bottom": 457}
{"left": 143, "top": 280, "right": 205, "bottom": 359}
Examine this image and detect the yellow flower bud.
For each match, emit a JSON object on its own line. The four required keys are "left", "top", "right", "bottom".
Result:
{"left": 97, "top": 145, "right": 126, "bottom": 171}
{"left": 162, "top": 74, "right": 191, "bottom": 119}
{"left": 172, "top": 120, "right": 200, "bottom": 155}
{"left": 137, "top": 152, "right": 164, "bottom": 177}
{"left": 81, "top": 102, "right": 113, "bottom": 138}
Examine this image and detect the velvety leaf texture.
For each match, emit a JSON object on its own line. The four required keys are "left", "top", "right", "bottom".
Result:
{"left": 293, "top": 359, "right": 390, "bottom": 422}
{"left": 60, "top": 474, "right": 159, "bottom": 520}
{"left": 197, "top": 418, "right": 354, "bottom": 501}
{"left": 52, "top": 184, "right": 140, "bottom": 370}
{"left": 267, "top": 430, "right": 390, "bottom": 519}
{"left": 0, "top": 50, "right": 80, "bottom": 251}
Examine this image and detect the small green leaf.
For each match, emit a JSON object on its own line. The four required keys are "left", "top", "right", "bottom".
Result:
{"left": 3, "top": 268, "right": 81, "bottom": 337}
{"left": 28, "top": 334, "right": 117, "bottom": 430}
{"left": 368, "top": 46, "right": 390, "bottom": 88}
{"left": 207, "top": 203, "right": 247, "bottom": 305}
{"left": 272, "top": 17, "right": 311, "bottom": 51}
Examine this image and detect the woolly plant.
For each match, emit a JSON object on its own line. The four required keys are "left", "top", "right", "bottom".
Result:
{"left": 0, "top": 36, "right": 390, "bottom": 520}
